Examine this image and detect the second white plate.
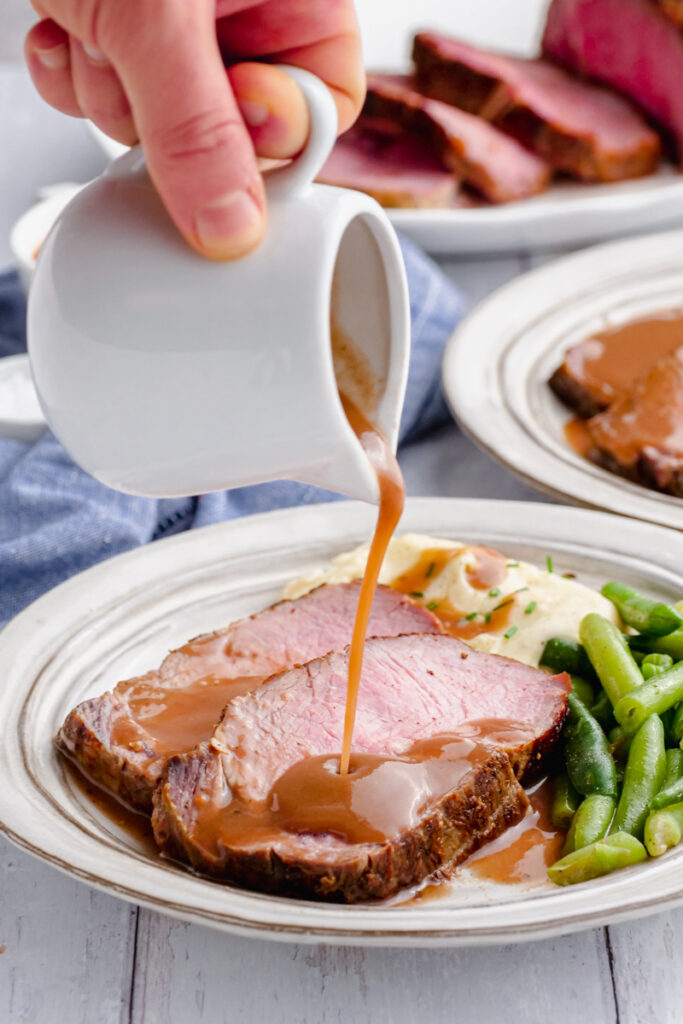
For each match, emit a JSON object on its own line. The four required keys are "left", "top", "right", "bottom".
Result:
{"left": 390, "top": 168, "right": 683, "bottom": 254}
{"left": 443, "top": 229, "right": 683, "bottom": 530}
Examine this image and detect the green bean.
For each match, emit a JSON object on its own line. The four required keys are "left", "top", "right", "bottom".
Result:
{"left": 671, "top": 703, "right": 683, "bottom": 746}
{"left": 579, "top": 614, "right": 643, "bottom": 708}
{"left": 551, "top": 773, "right": 581, "bottom": 830}
{"left": 641, "top": 653, "right": 675, "bottom": 680}
{"left": 628, "top": 632, "right": 683, "bottom": 662}
{"left": 614, "top": 662, "right": 683, "bottom": 735}
{"left": 612, "top": 714, "right": 666, "bottom": 838}
{"left": 601, "top": 582, "right": 683, "bottom": 637}
{"left": 644, "top": 803, "right": 683, "bottom": 857}
{"left": 608, "top": 724, "right": 632, "bottom": 762}
{"left": 540, "top": 638, "right": 598, "bottom": 681}
{"left": 564, "top": 794, "right": 616, "bottom": 854}
{"left": 663, "top": 748, "right": 683, "bottom": 790}
{"left": 651, "top": 777, "right": 683, "bottom": 810}
{"left": 570, "top": 675, "right": 595, "bottom": 707}
{"left": 564, "top": 692, "right": 618, "bottom": 799}
{"left": 590, "top": 689, "right": 615, "bottom": 731}
{"left": 548, "top": 832, "right": 647, "bottom": 886}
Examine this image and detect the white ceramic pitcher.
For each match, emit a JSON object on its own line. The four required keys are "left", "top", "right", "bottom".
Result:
{"left": 27, "top": 67, "right": 411, "bottom": 503}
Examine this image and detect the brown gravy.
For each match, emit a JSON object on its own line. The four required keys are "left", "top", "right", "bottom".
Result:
{"left": 564, "top": 416, "right": 594, "bottom": 457}
{"left": 338, "top": 392, "right": 405, "bottom": 775}
{"left": 389, "top": 544, "right": 513, "bottom": 639}
{"left": 192, "top": 734, "right": 495, "bottom": 856}
{"left": 562, "top": 311, "right": 683, "bottom": 408}
{"left": 110, "top": 631, "right": 266, "bottom": 758}
{"left": 467, "top": 777, "right": 563, "bottom": 884}
{"left": 64, "top": 757, "right": 157, "bottom": 854}
{"left": 586, "top": 347, "right": 683, "bottom": 464}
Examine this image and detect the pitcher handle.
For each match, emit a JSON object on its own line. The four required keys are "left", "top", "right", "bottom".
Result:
{"left": 104, "top": 66, "right": 339, "bottom": 198}
{"left": 265, "top": 65, "right": 339, "bottom": 199}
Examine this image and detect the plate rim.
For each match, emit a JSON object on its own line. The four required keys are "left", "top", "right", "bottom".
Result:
{"left": 387, "top": 168, "right": 683, "bottom": 254}
{"left": 3, "top": 496, "right": 683, "bottom": 946}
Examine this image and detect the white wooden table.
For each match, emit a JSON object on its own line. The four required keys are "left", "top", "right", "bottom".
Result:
{"left": 2, "top": 61, "right": 683, "bottom": 1024}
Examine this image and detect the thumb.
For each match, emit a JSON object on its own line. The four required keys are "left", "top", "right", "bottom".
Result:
{"left": 107, "top": 0, "right": 265, "bottom": 260}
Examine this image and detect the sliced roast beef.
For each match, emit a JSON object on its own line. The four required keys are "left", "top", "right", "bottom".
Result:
{"left": 58, "top": 583, "right": 443, "bottom": 812}
{"left": 153, "top": 633, "right": 569, "bottom": 900}
{"left": 583, "top": 346, "right": 683, "bottom": 496}
{"left": 549, "top": 313, "right": 683, "bottom": 418}
{"left": 316, "top": 119, "right": 459, "bottom": 208}
{"left": 153, "top": 738, "right": 528, "bottom": 902}
{"left": 413, "top": 31, "right": 661, "bottom": 181}
{"left": 209, "top": 633, "right": 569, "bottom": 801}
{"left": 363, "top": 74, "right": 551, "bottom": 203}
{"left": 543, "top": 0, "right": 683, "bottom": 161}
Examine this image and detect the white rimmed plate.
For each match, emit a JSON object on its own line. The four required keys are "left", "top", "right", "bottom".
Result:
{"left": 389, "top": 167, "right": 683, "bottom": 254}
{"left": 443, "top": 229, "right": 683, "bottom": 529}
{"left": 2, "top": 497, "right": 683, "bottom": 946}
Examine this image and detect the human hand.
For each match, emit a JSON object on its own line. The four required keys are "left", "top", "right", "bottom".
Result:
{"left": 25, "top": 0, "right": 365, "bottom": 259}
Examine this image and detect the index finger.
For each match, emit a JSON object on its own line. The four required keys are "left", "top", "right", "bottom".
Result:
{"left": 105, "top": 0, "right": 266, "bottom": 260}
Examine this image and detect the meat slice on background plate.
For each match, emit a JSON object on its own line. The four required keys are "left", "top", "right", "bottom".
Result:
{"left": 582, "top": 345, "right": 683, "bottom": 497}
{"left": 543, "top": 0, "right": 683, "bottom": 162}
{"left": 362, "top": 74, "right": 551, "bottom": 203}
{"left": 549, "top": 313, "right": 683, "bottom": 418}
{"left": 413, "top": 31, "right": 661, "bottom": 181}
{"left": 316, "top": 119, "right": 460, "bottom": 208}
{"left": 58, "top": 583, "right": 443, "bottom": 812}
{"left": 153, "top": 633, "right": 570, "bottom": 902}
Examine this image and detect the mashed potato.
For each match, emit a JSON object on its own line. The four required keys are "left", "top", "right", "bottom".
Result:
{"left": 282, "top": 533, "right": 617, "bottom": 668}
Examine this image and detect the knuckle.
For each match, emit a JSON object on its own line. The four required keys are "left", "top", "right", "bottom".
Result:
{"left": 150, "top": 111, "right": 248, "bottom": 166}
{"left": 80, "top": 84, "right": 131, "bottom": 125}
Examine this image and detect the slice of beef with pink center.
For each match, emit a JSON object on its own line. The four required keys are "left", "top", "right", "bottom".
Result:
{"left": 364, "top": 73, "right": 551, "bottom": 203}
{"left": 57, "top": 583, "right": 443, "bottom": 812}
{"left": 413, "top": 31, "right": 661, "bottom": 181}
{"left": 543, "top": 0, "right": 683, "bottom": 162}
{"left": 153, "top": 634, "right": 569, "bottom": 901}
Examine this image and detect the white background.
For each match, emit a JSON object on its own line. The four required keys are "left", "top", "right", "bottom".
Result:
{"left": 2, "top": 0, "right": 551, "bottom": 63}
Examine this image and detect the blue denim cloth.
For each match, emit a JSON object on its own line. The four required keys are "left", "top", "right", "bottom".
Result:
{"left": 0, "top": 236, "right": 464, "bottom": 626}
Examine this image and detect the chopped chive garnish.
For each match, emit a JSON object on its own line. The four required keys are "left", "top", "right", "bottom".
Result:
{"left": 485, "top": 612, "right": 492, "bottom": 624}
{"left": 524, "top": 601, "right": 537, "bottom": 615}
{"left": 410, "top": 590, "right": 424, "bottom": 598}
{"left": 504, "top": 626, "right": 519, "bottom": 639}
{"left": 488, "top": 588, "right": 500, "bottom": 598}
{"left": 546, "top": 556, "right": 554, "bottom": 573}
{"left": 492, "top": 597, "right": 513, "bottom": 612}
{"left": 513, "top": 586, "right": 529, "bottom": 594}
{"left": 425, "top": 561, "right": 436, "bottom": 578}
{"left": 464, "top": 612, "right": 478, "bottom": 621}
{"left": 506, "top": 562, "right": 520, "bottom": 568}
{"left": 427, "top": 600, "right": 438, "bottom": 611}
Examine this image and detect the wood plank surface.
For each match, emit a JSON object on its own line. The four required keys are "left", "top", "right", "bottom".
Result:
{"left": 608, "top": 907, "right": 683, "bottom": 1024}
{"left": 0, "top": 837, "right": 134, "bottom": 1023}
{"left": 129, "top": 909, "right": 615, "bottom": 1024}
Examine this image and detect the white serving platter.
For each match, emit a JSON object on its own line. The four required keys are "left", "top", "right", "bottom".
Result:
{"left": 1, "top": 497, "right": 683, "bottom": 946}
{"left": 443, "top": 229, "right": 683, "bottom": 530}
{"left": 389, "top": 168, "right": 683, "bottom": 254}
